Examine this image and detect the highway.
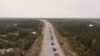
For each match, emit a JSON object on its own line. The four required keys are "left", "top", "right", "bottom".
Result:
{"left": 39, "top": 20, "right": 64, "bottom": 56}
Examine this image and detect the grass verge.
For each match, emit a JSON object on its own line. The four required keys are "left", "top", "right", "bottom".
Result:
{"left": 25, "top": 36, "right": 42, "bottom": 56}
{"left": 54, "top": 27, "right": 78, "bottom": 56}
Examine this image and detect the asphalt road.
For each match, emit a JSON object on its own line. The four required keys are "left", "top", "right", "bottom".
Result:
{"left": 39, "top": 20, "right": 64, "bottom": 56}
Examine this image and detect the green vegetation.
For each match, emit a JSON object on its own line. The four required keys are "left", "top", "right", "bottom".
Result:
{"left": 49, "top": 19, "right": 100, "bottom": 56}
{"left": 0, "top": 19, "right": 43, "bottom": 56}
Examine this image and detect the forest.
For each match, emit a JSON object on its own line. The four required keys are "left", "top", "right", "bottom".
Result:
{"left": 0, "top": 19, "right": 43, "bottom": 56}
{"left": 49, "top": 19, "right": 100, "bottom": 56}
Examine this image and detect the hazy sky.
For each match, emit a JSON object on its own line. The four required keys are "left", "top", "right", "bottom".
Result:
{"left": 0, "top": 0, "right": 100, "bottom": 18}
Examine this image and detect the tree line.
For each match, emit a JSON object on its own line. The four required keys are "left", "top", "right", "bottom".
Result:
{"left": 49, "top": 19, "right": 100, "bottom": 56}
{"left": 0, "top": 19, "right": 43, "bottom": 56}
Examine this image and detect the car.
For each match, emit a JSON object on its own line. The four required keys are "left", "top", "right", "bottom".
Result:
{"left": 54, "top": 53, "right": 59, "bottom": 56}
{"left": 51, "top": 42, "right": 54, "bottom": 45}
{"left": 53, "top": 48, "right": 56, "bottom": 51}
{"left": 51, "top": 35, "right": 53, "bottom": 40}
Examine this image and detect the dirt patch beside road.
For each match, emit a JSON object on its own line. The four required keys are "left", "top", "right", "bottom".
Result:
{"left": 54, "top": 28, "right": 78, "bottom": 56}
{"left": 25, "top": 36, "right": 42, "bottom": 56}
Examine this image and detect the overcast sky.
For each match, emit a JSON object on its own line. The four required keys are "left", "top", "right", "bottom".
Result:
{"left": 0, "top": 0, "right": 100, "bottom": 18}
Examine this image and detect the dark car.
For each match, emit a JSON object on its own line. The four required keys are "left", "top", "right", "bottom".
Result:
{"left": 54, "top": 53, "right": 59, "bottom": 56}
{"left": 53, "top": 48, "right": 56, "bottom": 51}
{"left": 51, "top": 42, "right": 54, "bottom": 45}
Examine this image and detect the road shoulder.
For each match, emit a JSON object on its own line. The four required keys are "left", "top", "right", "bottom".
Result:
{"left": 54, "top": 27, "right": 77, "bottom": 56}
